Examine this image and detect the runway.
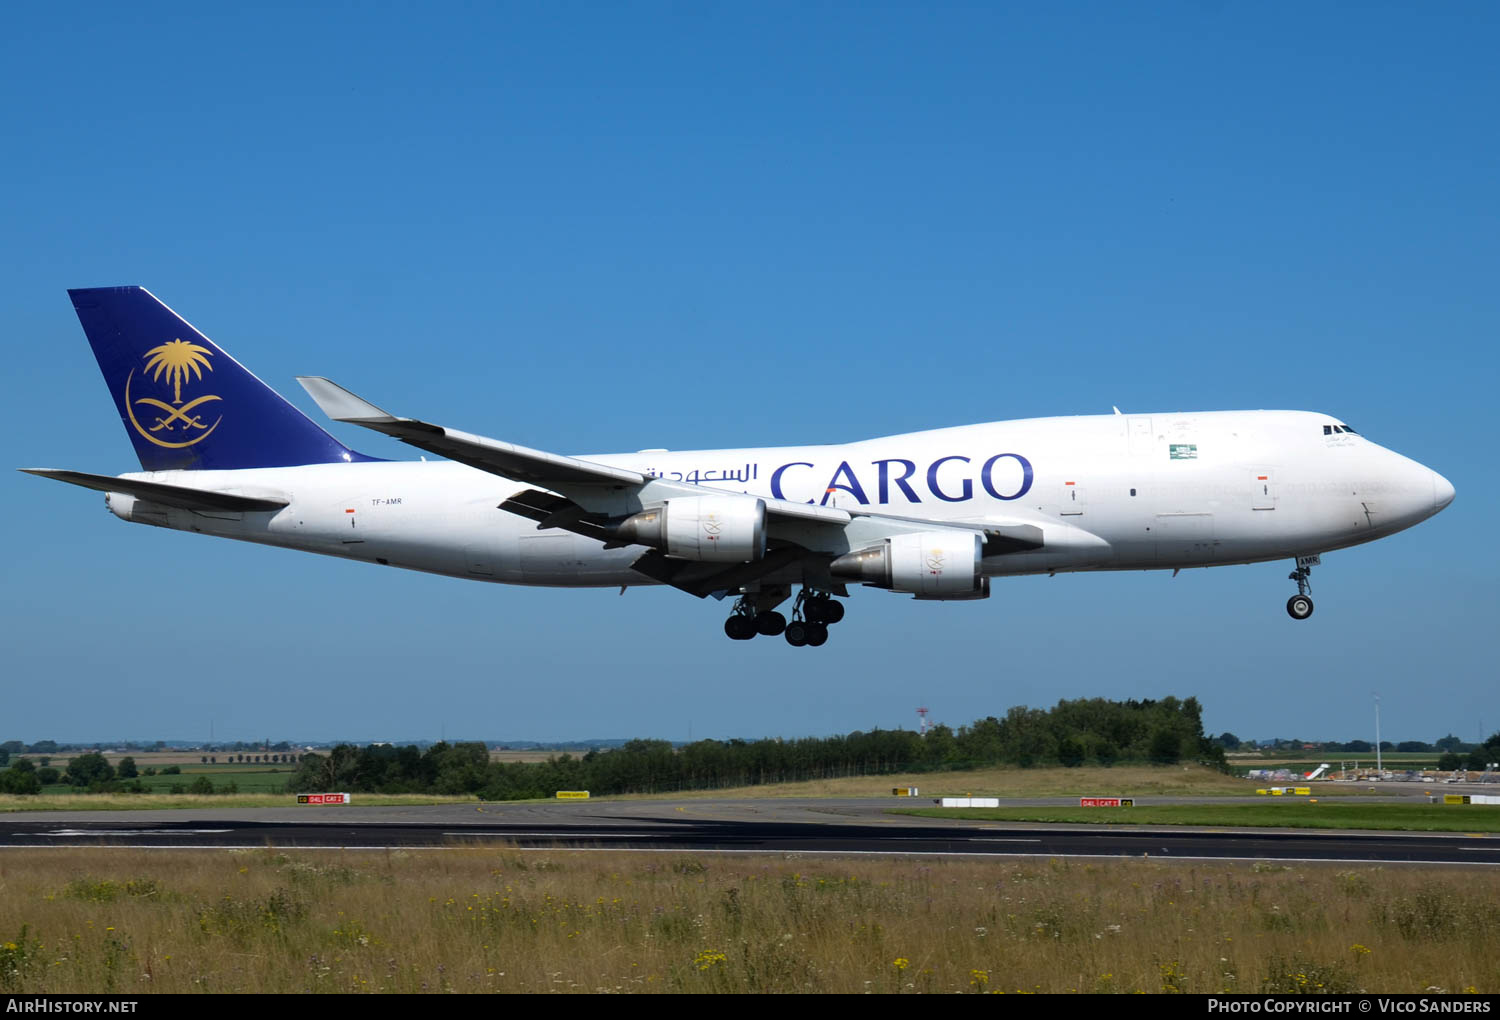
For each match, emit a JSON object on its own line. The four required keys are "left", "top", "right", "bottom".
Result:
{"left": 2, "top": 797, "right": 1497, "bottom": 864}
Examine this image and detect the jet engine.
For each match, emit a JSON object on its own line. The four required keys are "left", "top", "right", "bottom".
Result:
{"left": 829, "top": 530, "right": 985, "bottom": 598}
{"left": 607, "top": 496, "right": 766, "bottom": 562}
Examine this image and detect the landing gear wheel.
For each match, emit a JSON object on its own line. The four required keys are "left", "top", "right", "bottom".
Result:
{"left": 805, "top": 622, "right": 829, "bottom": 647}
{"left": 1286, "top": 594, "right": 1314, "bottom": 620}
{"left": 724, "top": 615, "right": 756, "bottom": 640}
{"left": 784, "top": 621, "right": 809, "bottom": 647}
{"left": 801, "top": 594, "right": 845, "bottom": 625}
{"left": 1286, "top": 558, "right": 1317, "bottom": 621}
{"left": 754, "top": 611, "right": 786, "bottom": 636}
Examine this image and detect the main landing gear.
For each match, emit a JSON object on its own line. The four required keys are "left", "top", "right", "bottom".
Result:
{"left": 1286, "top": 559, "right": 1315, "bottom": 620}
{"left": 723, "top": 600, "right": 786, "bottom": 641}
{"left": 723, "top": 588, "right": 845, "bottom": 647}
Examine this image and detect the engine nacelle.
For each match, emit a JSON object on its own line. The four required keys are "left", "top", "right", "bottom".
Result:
{"left": 829, "top": 531, "right": 984, "bottom": 597}
{"left": 608, "top": 496, "right": 766, "bottom": 562}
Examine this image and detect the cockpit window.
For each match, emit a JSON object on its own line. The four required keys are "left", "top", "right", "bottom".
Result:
{"left": 1340, "top": 425, "right": 1358, "bottom": 434}
{"left": 1325, "top": 424, "right": 1360, "bottom": 436}
{"left": 1324, "top": 425, "right": 1333, "bottom": 435}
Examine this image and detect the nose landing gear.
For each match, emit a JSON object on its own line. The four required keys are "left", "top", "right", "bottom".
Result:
{"left": 1286, "top": 558, "right": 1316, "bottom": 620}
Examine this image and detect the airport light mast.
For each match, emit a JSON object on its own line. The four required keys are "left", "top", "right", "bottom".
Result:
{"left": 1374, "top": 694, "right": 1382, "bottom": 773}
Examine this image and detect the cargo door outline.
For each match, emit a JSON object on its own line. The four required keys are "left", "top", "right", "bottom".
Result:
{"left": 1252, "top": 469, "right": 1275, "bottom": 511}
{"left": 1061, "top": 480, "right": 1085, "bottom": 516}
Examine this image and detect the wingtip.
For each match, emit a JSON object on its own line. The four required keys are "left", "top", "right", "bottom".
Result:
{"left": 296, "top": 376, "right": 398, "bottom": 423}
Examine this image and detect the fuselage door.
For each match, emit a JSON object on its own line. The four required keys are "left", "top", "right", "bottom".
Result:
{"left": 1061, "top": 480, "right": 1085, "bottom": 516}
{"left": 1252, "top": 470, "right": 1275, "bottom": 511}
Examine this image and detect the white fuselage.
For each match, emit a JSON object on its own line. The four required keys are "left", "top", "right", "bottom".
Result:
{"left": 103, "top": 410, "right": 1451, "bottom": 589}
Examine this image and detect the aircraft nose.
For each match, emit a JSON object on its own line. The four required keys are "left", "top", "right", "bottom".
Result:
{"left": 1432, "top": 470, "right": 1455, "bottom": 512}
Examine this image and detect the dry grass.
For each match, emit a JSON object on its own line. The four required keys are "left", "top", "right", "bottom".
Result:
{"left": 0, "top": 847, "right": 1495, "bottom": 993}
{"left": 0, "top": 764, "right": 1354, "bottom": 812}
{"left": 0, "top": 794, "right": 477, "bottom": 813}
{"left": 621, "top": 764, "right": 1265, "bottom": 800}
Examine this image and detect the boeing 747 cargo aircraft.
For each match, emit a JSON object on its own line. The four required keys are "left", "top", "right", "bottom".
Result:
{"left": 24, "top": 287, "right": 1455, "bottom": 647}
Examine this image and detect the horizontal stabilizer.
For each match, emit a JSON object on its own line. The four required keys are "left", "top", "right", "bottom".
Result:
{"left": 20, "top": 469, "right": 288, "bottom": 512}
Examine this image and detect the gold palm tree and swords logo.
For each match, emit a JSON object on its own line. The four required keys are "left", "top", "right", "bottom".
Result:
{"left": 124, "top": 339, "right": 223, "bottom": 448}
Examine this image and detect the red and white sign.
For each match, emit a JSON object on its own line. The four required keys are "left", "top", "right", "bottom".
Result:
{"left": 1080, "top": 797, "right": 1133, "bottom": 807}
{"left": 297, "top": 793, "right": 351, "bottom": 805}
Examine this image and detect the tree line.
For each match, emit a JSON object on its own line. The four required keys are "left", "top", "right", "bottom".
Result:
{"left": 286, "top": 696, "right": 1228, "bottom": 800}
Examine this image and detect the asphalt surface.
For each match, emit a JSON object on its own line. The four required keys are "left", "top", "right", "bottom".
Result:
{"left": 2, "top": 796, "right": 1497, "bottom": 864}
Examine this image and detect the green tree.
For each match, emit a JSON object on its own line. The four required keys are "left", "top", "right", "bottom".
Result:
{"left": 0, "top": 768, "right": 40, "bottom": 795}
{"left": 116, "top": 757, "right": 138, "bottom": 780}
{"left": 63, "top": 753, "right": 114, "bottom": 788}
{"left": 1148, "top": 727, "right": 1182, "bottom": 765}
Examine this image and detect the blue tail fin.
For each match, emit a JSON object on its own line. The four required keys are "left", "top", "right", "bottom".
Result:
{"left": 69, "top": 287, "right": 377, "bottom": 471}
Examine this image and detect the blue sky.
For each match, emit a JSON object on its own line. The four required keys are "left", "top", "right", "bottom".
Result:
{"left": 2, "top": 3, "right": 1495, "bottom": 747}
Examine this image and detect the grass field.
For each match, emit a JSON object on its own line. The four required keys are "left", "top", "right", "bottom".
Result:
{"left": 0, "top": 763, "right": 1379, "bottom": 812}
{"left": 0, "top": 847, "right": 1493, "bottom": 993}
{"left": 0, "top": 793, "right": 479, "bottom": 812}
{"left": 616, "top": 764, "right": 1266, "bottom": 800}
{"left": 896, "top": 803, "right": 1500, "bottom": 833}
{"left": 127, "top": 768, "right": 293, "bottom": 794}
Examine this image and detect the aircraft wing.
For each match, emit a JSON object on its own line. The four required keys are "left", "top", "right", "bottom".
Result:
{"left": 296, "top": 377, "right": 647, "bottom": 488}
{"left": 296, "top": 377, "right": 1079, "bottom": 595}
{"left": 297, "top": 376, "right": 853, "bottom": 527}
{"left": 19, "top": 469, "right": 288, "bottom": 512}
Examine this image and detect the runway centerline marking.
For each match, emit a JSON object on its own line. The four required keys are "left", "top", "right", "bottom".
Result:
{"left": 968, "top": 838, "right": 1043, "bottom": 843}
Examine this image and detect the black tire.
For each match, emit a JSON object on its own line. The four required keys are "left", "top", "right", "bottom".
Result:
{"left": 784, "top": 621, "right": 809, "bottom": 647}
{"left": 1286, "top": 595, "right": 1314, "bottom": 620}
{"left": 755, "top": 611, "right": 786, "bottom": 636}
{"left": 725, "top": 615, "right": 756, "bottom": 640}
{"left": 821, "top": 599, "right": 845, "bottom": 624}
{"left": 806, "top": 622, "right": 829, "bottom": 647}
{"left": 803, "top": 600, "right": 826, "bottom": 624}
